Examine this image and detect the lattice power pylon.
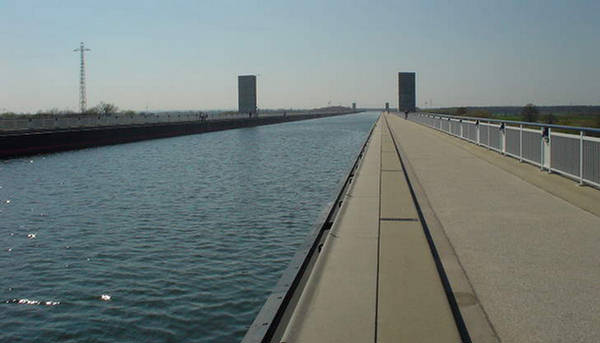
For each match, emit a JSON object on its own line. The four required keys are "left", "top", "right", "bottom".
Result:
{"left": 73, "top": 42, "right": 91, "bottom": 113}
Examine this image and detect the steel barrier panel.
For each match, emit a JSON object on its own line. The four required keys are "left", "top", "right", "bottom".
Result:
{"left": 480, "top": 124, "right": 489, "bottom": 146}
{"left": 442, "top": 120, "right": 449, "bottom": 132}
{"left": 57, "top": 118, "right": 69, "bottom": 128}
{"left": 489, "top": 126, "right": 501, "bottom": 150}
{"left": 522, "top": 130, "right": 542, "bottom": 164}
{"left": 450, "top": 121, "right": 460, "bottom": 135}
{"left": 462, "top": 122, "right": 472, "bottom": 141}
{"left": 28, "top": 119, "right": 39, "bottom": 130}
{"left": 466, "top": 123, "right": 477, "bottom": 141}
{"left": 583, "top": 139, "right": 600, "bottom": 185}
{"left": 506, "top": 127, "right": 520, "bottom": 156}
{"left": 1, "top": 120, "right": 14, "bottom": 130}
{"left": 551, "top": 134, "right": 581, "bottom": 177}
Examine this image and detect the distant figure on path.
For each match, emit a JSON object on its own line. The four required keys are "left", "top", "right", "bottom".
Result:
{"left": 404, "top": 111, "right": 408, "bottom": 119}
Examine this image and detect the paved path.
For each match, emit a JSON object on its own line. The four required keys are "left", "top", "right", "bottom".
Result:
{"left": 280, "top": 116, "right": 461, "bottom": 342}
{"left": 386, "top": 113, "right": 600, "bottom": 343}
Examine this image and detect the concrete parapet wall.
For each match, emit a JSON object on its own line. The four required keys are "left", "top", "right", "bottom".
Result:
{"left": 0, "top": 111, "right": 342, "bottom": 133}
{"left": 0, "top": 111, "right": 360, "bottom": 159}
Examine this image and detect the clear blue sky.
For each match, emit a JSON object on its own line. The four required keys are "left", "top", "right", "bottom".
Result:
{"left": 1, "top": 0, "right": 599, "bottom": 112}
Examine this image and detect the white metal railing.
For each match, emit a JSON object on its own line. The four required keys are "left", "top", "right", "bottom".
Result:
{"left": 407, "top": 112, "right": 600, "bottom": 189}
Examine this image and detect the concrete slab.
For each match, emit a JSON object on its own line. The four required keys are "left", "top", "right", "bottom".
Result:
{"left": 281, "top": 232, "right": 379, "bottom": 343}
{"left": 331, "top": 196, "right": 379, "bottom": 239}
{"left": 378, "top": 220, "right": 461, "bottom": 343}
{"left": 380, "top": 171, "right": 418, "bottom": 219}
{"left": 348, "top": 121, "right": 381, "bottom": 198}
{"left": 381, "top": 151, "right": 403, "bottom": 171}
{"left": 381, "top": 135, "right": 397, "bottom": 153}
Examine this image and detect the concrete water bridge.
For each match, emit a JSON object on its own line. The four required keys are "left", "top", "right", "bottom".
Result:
{"left": 244, "top": 112, "right": 600, "bottom": 343}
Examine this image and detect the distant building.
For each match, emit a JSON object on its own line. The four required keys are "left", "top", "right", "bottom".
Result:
{"left": 398, "top": 72, "right": 416, "bottom": 112}
{"left": 385, "top": 102, "right": 389, "bottom": 111}
{"left": 238, "top": 75, "right": 257, "bottom": 115}
{"left": 352, "top": 103, "right": 356, "bottom": 110}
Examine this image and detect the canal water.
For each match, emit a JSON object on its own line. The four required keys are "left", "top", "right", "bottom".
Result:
{"left": 0, "top": 112, "right": 379, "bottom": 342}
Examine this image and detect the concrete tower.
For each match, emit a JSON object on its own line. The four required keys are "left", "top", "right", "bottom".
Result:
{"left": 398, "top": 72, "right": 416, "bottom": 112}
{"left": 238, "top": 75, "right": 257, "bottom": 115}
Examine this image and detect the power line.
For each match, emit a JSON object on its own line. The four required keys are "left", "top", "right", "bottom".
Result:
{"left": 73, "top": 42, "right": 91, "bottom": 113}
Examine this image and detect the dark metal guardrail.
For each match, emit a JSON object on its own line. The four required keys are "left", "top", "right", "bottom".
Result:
{"left": 242, "top": 118, "right": 377, "bottom": 343}
{"left": 406, "top": 112, "right": 600, "bottom": 188}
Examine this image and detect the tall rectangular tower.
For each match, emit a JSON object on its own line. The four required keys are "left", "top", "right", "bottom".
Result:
{"left": 398, "top": 72, "right": 416, "bottom": 112}
{"left": 238, "top": 75, "right": 257, "bottom": 114}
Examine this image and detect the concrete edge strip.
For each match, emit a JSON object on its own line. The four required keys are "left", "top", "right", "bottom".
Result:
{"left": 379, "top": 217, "right": 418, "bottom": 222}
{"left": 385, "top": 114, "right": 500, "bottom": 343}
{"left": 383, "top": 114, "right": 473, "bottom": 343}
{"left": 374, "top": 116, "right": 383, "bottom": 342}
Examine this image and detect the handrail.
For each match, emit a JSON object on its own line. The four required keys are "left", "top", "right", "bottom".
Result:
{"left": 405, "top": 112, "right": 600, "bottom": 189}
{"left": 417, "top": 112, "right": 600, "bottom": 134}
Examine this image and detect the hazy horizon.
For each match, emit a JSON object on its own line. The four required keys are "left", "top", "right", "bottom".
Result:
{"left": 1, "top": 0, "right": 599, "bottom": 113}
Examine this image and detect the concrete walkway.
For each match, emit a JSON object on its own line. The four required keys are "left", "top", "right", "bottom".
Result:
{"left": 279, "top": 116, "right": 461, "bottom": 342}
{"left": 385, "top": 113, "right": 600, "bottom": 343}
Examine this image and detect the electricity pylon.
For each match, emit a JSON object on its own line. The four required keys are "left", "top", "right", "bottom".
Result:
{"left": 73, "top": 42, "right": 91, "bottom": 113}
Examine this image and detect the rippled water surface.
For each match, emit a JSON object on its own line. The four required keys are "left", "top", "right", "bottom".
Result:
{"left": 0, "top": 112, "right": 378, "bottom": 342}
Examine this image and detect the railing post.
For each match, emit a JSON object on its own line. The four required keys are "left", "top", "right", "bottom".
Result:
{"left": 547, "top": 128, "right": 552, "bottom": 172}
{"left": 540, "top": 127, "right": 547, "bottom": 171}
{"left": 476, "top": 120, "right": 480, "bottom": 145}
{"left": 487, "top": 123, "right": 490, "bottom": 148}
{"left": 519, "top": 124, "right": 523, "bottom": 162}
{"left": 579, "top": 130, "right": 584, "bottom": 185}
{"left": 460, "top": 120, "right": 463, "bottom": 138}
{"left": 501, "top": 123, "right": 506, "bottom": 154}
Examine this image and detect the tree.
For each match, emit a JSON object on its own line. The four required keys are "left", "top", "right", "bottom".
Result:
{"left": 521, "top": 103, "right": 539, "bottom": 122}
{"left": 90, "top": 102, "right": 119, "bottom": 116}
{"left": 546, "top": 113, "right": 556, "bottom": 124}
{"left": 456, "top": 107, "right": 467, "bottom": 116}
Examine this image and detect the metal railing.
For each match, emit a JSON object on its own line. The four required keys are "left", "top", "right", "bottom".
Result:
{"left": 406, "top": 112, "right": 600, "bottom": 189}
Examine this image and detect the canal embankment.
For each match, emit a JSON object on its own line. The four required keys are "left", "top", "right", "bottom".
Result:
{"left": 0, "top": 110, "right": 359, "bottom": 159}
